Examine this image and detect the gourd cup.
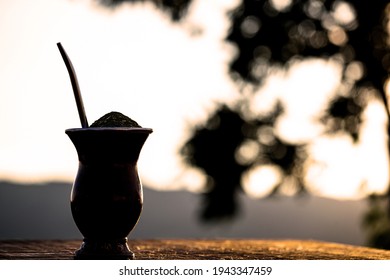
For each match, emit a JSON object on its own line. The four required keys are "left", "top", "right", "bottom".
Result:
{"left": 66, "top": 127, "right": 152, "bottom": 259}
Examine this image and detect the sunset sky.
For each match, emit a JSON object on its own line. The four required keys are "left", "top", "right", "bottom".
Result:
{"left": 0, "top": 0, "right": 389, "bottom": 200}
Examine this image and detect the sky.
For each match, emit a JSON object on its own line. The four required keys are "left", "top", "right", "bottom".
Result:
{"left": 0, "top": 0, "right": 239, "bottom": 186}
{"left": 0, "top": 0, "right": 389, "bottom": 200}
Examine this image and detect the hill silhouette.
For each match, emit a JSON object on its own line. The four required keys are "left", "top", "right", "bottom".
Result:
{"left": 0, "top": 181, "right": 367, "bottom": 245}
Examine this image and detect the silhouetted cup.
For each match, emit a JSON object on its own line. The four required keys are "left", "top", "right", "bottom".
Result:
{"left": 66, "top": 127, "right": 152, "bottom": 259}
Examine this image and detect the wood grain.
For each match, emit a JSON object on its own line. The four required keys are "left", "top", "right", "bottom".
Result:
{"left": 1, "top": 239, "right": 390, "bottom": 260}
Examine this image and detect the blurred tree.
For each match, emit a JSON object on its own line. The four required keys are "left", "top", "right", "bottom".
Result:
{"left": 98, "top": 0, "right": 390, "bottom": 245}
{"left": 181, "top": 106, "right": 248, "bottom": 220}
{"left": 226, "top": 0, "right": 390, "bottom": 137}
{"left": 182, "top": 0, "right": 390, "bottom": 221}
{"left": 181, "top": 102, "right": 307, "bottom": 221}
{"left": 222, "top": 1, "right": 390, "bottom": 249}
{"left": 97, "top": 0, "right": 191, "bottom": 20}
{"left": 363, "top": 194, "right": 390, "bottom": 249}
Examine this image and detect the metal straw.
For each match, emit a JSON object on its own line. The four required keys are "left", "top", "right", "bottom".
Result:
{"left": 57, "top": 42, "right": 89, "bottom": 128}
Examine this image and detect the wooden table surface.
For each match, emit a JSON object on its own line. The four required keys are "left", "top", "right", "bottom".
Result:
{"left": 1, "top": 239, "right": 390, "bottom": 260}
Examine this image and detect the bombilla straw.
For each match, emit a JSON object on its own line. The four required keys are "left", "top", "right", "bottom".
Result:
{"left": 57, "top": 42, "right": 89, "bottom": 128}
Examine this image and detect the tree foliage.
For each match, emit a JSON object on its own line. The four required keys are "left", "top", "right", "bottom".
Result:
{"left": 183, "top": 0, "right": 390, "bottom": 220}
{"left": 98, "top": 0, "right": 191, "bottom": 20}
{"left": 98, "top": 1, "right": 390, "bottom": 227}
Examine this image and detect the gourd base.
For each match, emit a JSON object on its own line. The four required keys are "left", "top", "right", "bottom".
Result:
{"left": 74, "top": 238, "right": 135, "bottom": 260}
